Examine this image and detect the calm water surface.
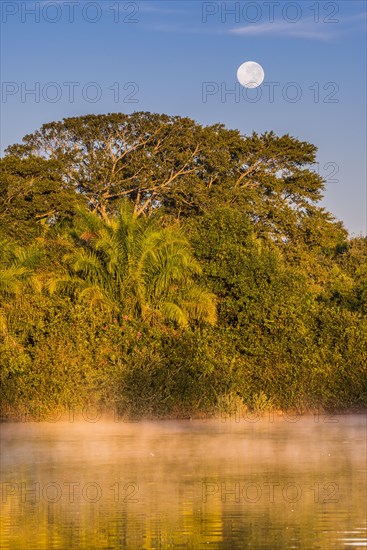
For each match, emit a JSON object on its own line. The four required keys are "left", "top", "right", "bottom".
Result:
{"left": 0, "top": 414, "right": 366, "bottom": 549}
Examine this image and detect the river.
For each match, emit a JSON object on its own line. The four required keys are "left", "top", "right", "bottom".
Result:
{"left": 0, "top": 413, "right": 366, "bottom": 549}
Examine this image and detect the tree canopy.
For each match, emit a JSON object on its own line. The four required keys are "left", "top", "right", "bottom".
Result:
{"left": 5, "top": 112, "right": 346, "bottom": 247}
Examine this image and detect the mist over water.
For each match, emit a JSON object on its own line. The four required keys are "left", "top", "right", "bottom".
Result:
{"left": 1, "top": 415, "right": 366, "bottom": 549}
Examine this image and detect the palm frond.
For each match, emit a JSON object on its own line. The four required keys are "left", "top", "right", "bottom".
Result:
{"left": 177, "top": 285, "right": 217, "bottom": 325}
{"left": 77, "top": 285, "right": 117, "bottom": 310}
{"left": 47, "top": 274, "right": 84, "bottom": 297}
{"left": 160, "top": 301, "right": 189, "bottom": 327}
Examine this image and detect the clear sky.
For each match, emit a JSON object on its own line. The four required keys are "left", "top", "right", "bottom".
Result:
{"left": 1, "top": 0, "right": 366, "bottom": 235}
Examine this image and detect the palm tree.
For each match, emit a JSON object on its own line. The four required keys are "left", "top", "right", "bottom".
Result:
{"left": 51, "top": 202, "right": 217, "bottom": 328}
{"left": 0, "top": 241, "right": 41, "bottom": 336}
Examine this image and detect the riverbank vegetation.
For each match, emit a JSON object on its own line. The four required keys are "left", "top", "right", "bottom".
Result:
{"left": 1, "top": 112, "right": 366, "bottom": 419}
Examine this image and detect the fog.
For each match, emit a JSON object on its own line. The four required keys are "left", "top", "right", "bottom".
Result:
{"left": 1, "top": 415, "right": 366, "bottom": 549}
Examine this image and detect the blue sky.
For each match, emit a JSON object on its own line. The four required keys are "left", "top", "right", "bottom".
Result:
{"left": 1, "top": 0, "right": 366, "bottom": 235}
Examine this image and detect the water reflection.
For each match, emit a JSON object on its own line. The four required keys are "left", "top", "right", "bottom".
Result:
{"left": 0, "top": 415, "right": 366, "bottom": 549}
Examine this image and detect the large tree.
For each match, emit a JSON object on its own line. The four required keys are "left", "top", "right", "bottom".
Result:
{"left": 5, "top": 113, "right": 243, "bottom": 219}
{"left": 5, "top": 112, "right": 345, "bottom": 248}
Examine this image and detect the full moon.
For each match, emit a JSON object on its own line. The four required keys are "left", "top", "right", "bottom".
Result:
{"left": 237, "top": 61, "right": 265, "bottom": 88}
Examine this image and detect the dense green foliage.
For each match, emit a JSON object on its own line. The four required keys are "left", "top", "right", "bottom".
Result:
{"left": 1, "top": 113, "right": 366, "bottom": 418}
